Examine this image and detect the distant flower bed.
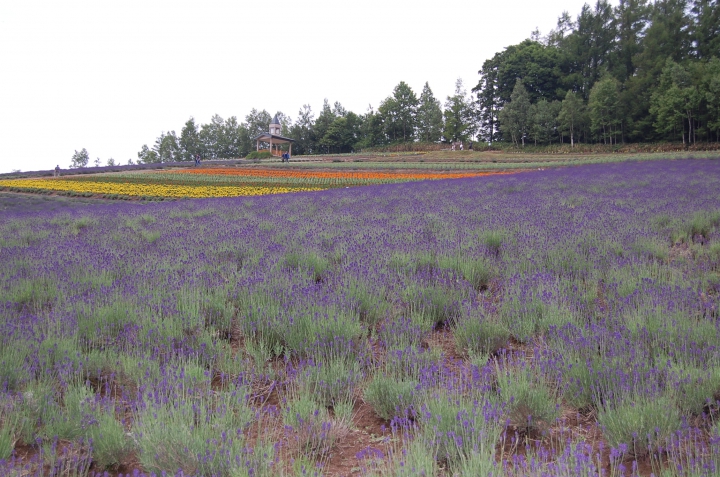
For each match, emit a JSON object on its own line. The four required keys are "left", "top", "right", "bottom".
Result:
{"left": 0, "top": 167, "right": 513, "bottom": 199}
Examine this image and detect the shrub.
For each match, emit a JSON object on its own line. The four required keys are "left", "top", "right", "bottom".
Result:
{"left": 345, "top": 279, "right": 389, "bottom": 326}
{"left": 454, "top": 317, "right": 509, "bottom": 356}
{"left": 438, "top": 255, "right": 496, "bottom": 290}
{"left": 404, "top": 284, "right": 462, "bottom": 327}
{"left": 87, "top": 405, "right": 133, "bottom": 470}
{"left": 416, "top": 392, "right": 504, "bottom": 470}
{"left": 363, "top": 438, "right": 437, "bottom": 477}
{"left": 495, "top": 360, "right": 560, "bottom": 434}
{"left": 245, "top": 151, "right": 274, "bottom": 160}
{"left": 378, "top": 315, "right": 430, "bottom": 349}
{"left": 283, "top": 394, "right": 347, "bottom": 463}
{"left": 134, "top": 386, "right": 253, "bottom": 475}
{"left": 297, "top": 358, "right": 362, "bottom": 407}
{"left": 561, "top": 358, "right": 595, "bottom": 410}
{"left": 667, "top": 364, "right": 720, "bottom": 415}
{"left": 382, "top": 345, "right": 441, "bottom": 381}
{"left": 0, "top": 342, "right": 30, "bottom": 391}
{"left": 363, "top": 374, "right": 418, "bottom": 420}
{"left": 284, "top": 250, "right": 331, "bottom": 282}
{"left": 479, "top": 229, "right": 506, "bottom": 255}
{"left": 598, "top": 396, "right": 682, "bottom": 456}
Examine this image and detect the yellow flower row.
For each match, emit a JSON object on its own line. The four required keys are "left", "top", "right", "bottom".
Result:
{"left": 0, "top": 179, "right": 325, "bottom": 198}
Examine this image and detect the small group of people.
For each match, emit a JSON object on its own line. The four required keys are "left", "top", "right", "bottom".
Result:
{"left": 281, "top": 153, "right": 290, "bottom": 162}
{"left": 450, "top": 142, "right": 474, "bottom": 151}
{"left": 193, "top": 154, "right": 202, "bottom": 166}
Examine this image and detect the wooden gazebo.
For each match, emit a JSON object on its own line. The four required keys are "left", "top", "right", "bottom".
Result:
{"left": 253, "top": 115, "right": 295, "bottom": 157}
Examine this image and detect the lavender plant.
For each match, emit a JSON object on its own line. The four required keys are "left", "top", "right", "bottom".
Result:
{"left": 1, "top": 158, "right": 719, "bottom": 475}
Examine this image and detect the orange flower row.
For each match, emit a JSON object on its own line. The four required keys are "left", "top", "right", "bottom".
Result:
{"left": 171, "top": 168, "right": 510, "bottom": 181}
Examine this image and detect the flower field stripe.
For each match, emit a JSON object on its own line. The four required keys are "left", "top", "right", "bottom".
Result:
{"left": 0, "top": 178, "right": 323, "bottom": 198}
{"left": 0, "top": 168, "right": 517, "bottom": 199}
{"left": 172, "top": 167, "right": 513, "bottom": 181}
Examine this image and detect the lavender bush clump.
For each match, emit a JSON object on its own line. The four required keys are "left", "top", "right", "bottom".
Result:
{"left": 1, "top": 158, "right": 720, "bottom": 475}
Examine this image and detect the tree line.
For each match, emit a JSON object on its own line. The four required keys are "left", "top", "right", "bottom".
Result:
{"left": 129, "top": 79, "right": 477, "bottom": 163}
{"left": 477, "top": 0, "right": 720, "bottom": 146}
{"left": 71, "top": 0, "right": 719, "bottom": 166}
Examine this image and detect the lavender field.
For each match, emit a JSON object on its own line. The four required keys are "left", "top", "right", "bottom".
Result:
{"left": 1, "top": 159, "right": 720, "bottom": 477}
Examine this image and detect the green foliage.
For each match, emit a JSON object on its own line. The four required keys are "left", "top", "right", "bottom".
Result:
{"left": 598, "top": 396, "right": 682, "bottom": 456}
{"left": 245, "top": 151, "right": 273, "bottom": 160}
{"left": 363, "top": 438, "right": 438, "bottom": 477}
{"left": 87, "top": 404, "right": 133, "bottom": 469}
{"left": 499, "top": 79, "right": 532, "bottom": 147}
{"left": 561, "top": 358, "right": 595, "bottom": 410}
{"left": 0, "top": 341, "right": 30, "bottom": 391}
{"left": 134, "top": 386, "right": 254, "bottom": 475}
{"left": 7, "top": 277, "right": 58, "bottom": 312}
{"left": 443, "top": 78, "right": 475, "bottom": 142}
{"left": 495, "top": 361, "right": 560, "bottom": 434}
{"left": 345, "top": 279, "right": 389, "bottom": 326}
{"left": 403, "top": 284, "right": 462, "bottom": 327}
{"left": 284, "top": 250, "right": 331, "bottom": 282}
{"left": 558, "top": 90, "right": 586, "bottom": 147}
{"left": 297, "top": 359, "right": 362, "bottom": 408}
{"left": 283, "top": 393, "right": 346, "bottom": 463}
{"left": 416, "top": 391, "right": 503, "bottom": 470}
{"left": 416, "top": 82, "right": 444, "bottom": 143}
{"left": 667, "top": 364, "right": 720, "bottom": 415}
{"left": 70, "top": 148, "right": 90, "bottom": 168}
{"left": 588, "top": 76, "right": 621, "bottom": 144}
{"left": 650, "top": 59, "right": 702, "bottom": 144}
{"left": 632, "top": 237, "right": 669, "bottom": 261}
{"left": 438, "top": 254, "right": 496, "bottom": 290}
{"left": 0, "top": 396, "right": 24, "bottom": 460}
{"left": 454, "top": 317, "right": 510, "bottom": 356}
{"left": 363, "top": 374, "right": 418, "bottom": 420}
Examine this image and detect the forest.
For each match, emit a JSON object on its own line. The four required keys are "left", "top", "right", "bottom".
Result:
{"left": 111, "top": 0, "right": 718, "bottom": 165}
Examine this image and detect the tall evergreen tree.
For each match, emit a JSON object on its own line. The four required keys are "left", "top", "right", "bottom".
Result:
{"left": 288, "top": 105, "right": 315, "bottom": 155}
{"left": 473, "top": 55, "right": 501, "bottom": 142}
{"left": 705, "top": 57, "right": 720, "bottom": 141}
{"left": 416, "top": 82, "right": 444, "bottom": 143}
{"left": 691, "top": 0, "right": 720, "bottom": 59}
{"left": 562, "top": 1, "right": 617, "bottom": 98}
{"left": 153, "top": 131, "right": 180, "bottom": 162}
{"left": 611, "top": 0, "right": 650, "bottom": 82}
{"left": 313, "top": 100, "right": 337, "bottom": 153}
{"left": 179, "top": 117, "right": 201, "bottom": 161}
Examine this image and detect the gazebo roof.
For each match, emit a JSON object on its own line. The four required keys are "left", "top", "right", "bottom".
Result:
{"left": 252, "top": 132, "right": 295, "bottom": 143}
{"left": 271, "top": 114, "right": 280, "bottom": 125}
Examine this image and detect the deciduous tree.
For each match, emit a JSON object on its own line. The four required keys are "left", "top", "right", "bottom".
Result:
{"left": 589, "top": 76, "right": 621, "bottom": 144}
{"left": 558, "top": 90, "right": 586, "bottom": 147}
{"left": 443, "top": 78, "right": 475, "bottom": 143}
{"left": 70, "top": 148, "right": 89, "bottom": 168}
{"left": 498, "top": 79, "right": 531, "bottom": 146}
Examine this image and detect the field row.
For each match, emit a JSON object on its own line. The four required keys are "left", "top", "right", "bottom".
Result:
{"left": 1, "top": 159, "right": 719, "bottom": 476}
{"left": 0, "top": 168, "right": 510, "bottom": 199}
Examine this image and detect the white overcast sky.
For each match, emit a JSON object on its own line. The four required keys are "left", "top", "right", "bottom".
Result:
{"left": 0, "top": 0, "right": 614, "bottom": 174}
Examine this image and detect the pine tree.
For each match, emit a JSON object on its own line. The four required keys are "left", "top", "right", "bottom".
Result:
{"left": 416, "top": 82, "right": 443, "bottom": 143}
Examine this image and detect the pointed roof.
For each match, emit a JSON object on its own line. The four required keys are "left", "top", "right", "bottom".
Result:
{"left": 271, "top": 114, "right": 280, "bottom": 125}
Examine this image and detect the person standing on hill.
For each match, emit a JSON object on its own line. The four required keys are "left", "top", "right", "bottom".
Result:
{"left": 54, "top": 165, "right": 60, "bottom": 177}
